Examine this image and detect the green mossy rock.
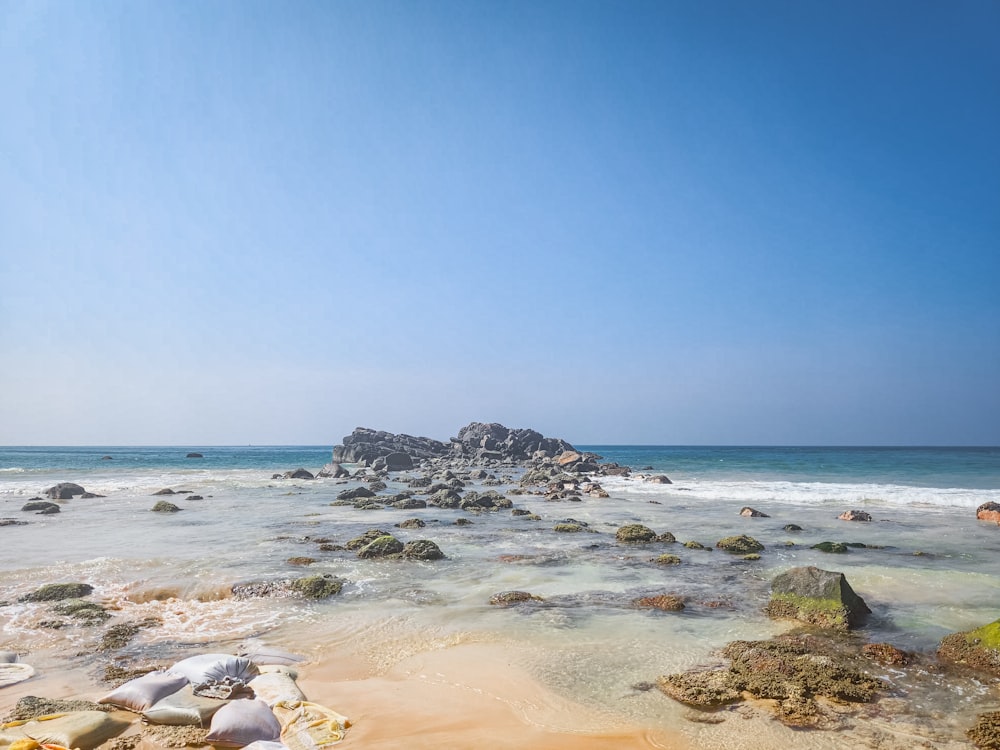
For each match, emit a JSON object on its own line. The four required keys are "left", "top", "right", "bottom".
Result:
{"left": 616, "top": 524, "right": 658, "bottom": 543}
{"left": 291, "top": 574, "right": 343, "bottom": 599}
{"left": 553, "top": 523, "right": 584, "bottom": 533}
{"left": 346, "top": 529, "right": 392, "bottom": 550}
{"left": 20, "top": 583, "right": 94, "bottom": 602}
{"left": 715, "top": 535, "right": 764, "bottom": 554}
{"left": 357, "top": 534, "right": 404, "bottom": 558}
{"left": 765, "top": 566, "right": 870, "bottom": 631}
{"left": 938, "top": 618, "right": 1000, "bottom": 676}
{"left": 402, "top": 539, "right": 445, "bottom": 560}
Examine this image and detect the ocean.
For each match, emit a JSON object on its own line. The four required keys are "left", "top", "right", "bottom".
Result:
{"left": 2, "top": 444, "right": 999, "bottom": 749}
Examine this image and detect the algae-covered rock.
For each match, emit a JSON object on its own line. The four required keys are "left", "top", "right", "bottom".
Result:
{"left": 967, "top": 711, "right": 1000, "bottom": 749}
{"left": 20, "top": 582, "right": 94, "bottom": 602}
{"left": 402, "top": 540, "right": 445, "bottom": 560}
{"left": 287, "top": 556, "right": 315, "bottom": 566}
{"left": 656, "top": 670, "right": 741, "bottom": 707}
{"left": 765, "top": 566, "right": 870, "bottom": 630}
{"left": 357, "top": 534, "right": 404, "bottom": 558}
{"left": 553, "top": 523, "right": 585, "bottom": 533}
{"left": 862, "top": 642, "right": 908, "bottom": 666}
{"left": 715, "top": 535, "right": 764, "bottom": 554}
{"left": 615, "top": 524, "right": 658, "bottom": 543}
{"left": 151, "top": 500, "right": 181, "bottom": 513}
{"left": 51, "top": 598, "right": 111, "bottom": 624}
{"left": 489, "top": 591, "right": 541, "bottom": 606}
{"left": 683, "top": 541, "right": 708, "bottom": 550}
{"left": 291, "top": 574, "right": 343, "bottom": 599}
{"left": 938, "top": 618, "right": 1000, "bottom": 676}
{"left": 653, "top": 554, "right": 681, "bottom": 565}
{"left": 657, "top": 634, "right": 886, "bottom": 725}
{"left": 346, "top": 529, "right": 392, "bottom": 550}
{"left": 98, "top": 619, "right": 160, "bottom": 651}
{"left": 634, "top": 595, "right": 685, "bottom": 611}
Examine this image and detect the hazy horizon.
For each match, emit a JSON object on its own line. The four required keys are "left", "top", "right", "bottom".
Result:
{"left": 2, "top": 1, "right": 998, "bottom": 446}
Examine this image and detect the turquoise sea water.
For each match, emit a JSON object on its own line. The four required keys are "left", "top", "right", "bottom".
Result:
{"left": 2, "top": 444, "right": 999, "bottom": 749}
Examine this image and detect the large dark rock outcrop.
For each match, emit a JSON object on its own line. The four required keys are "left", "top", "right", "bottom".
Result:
{"left": 330, "top": 422, "right": 576, "bottom": 468}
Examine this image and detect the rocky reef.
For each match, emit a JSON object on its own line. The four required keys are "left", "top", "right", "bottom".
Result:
{"left": 330, "top": 422, "right": 578, "bottom": 469}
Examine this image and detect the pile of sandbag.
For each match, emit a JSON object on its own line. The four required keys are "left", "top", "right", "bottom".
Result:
{"left": 97, "top": 652, "right": 349, "bottom": 749}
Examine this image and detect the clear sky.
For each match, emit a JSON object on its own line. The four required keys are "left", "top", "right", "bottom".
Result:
{"left": 1, "top": 0, "right": 998, "bottom": 446}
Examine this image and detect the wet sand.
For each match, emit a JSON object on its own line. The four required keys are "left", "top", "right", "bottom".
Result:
{"left": 296, "top": 642, "right": 681, "bottom": 750}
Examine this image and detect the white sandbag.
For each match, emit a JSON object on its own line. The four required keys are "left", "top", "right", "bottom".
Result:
{"left": 98, "top": 670, "right": 189, "bottom": 713}
{"left": 1, "top": 711, "right": 131, "bottom": 750}
{"left": 249, "top": 667, "right": 305, "bottom": 708}
{"left": 273, "top": 701, "right": 350, "bottom": 750}
{"left": 205, "top": 699, "right": 281, "bottom": 747}
{"left": 242, "top": 742, "right": 289, "bottom": 750}
{"left": 169, "top": 654, "right": 259, "bottom": 685}
{"left": 141, "top": 684, "right": 228, "bottom": 727}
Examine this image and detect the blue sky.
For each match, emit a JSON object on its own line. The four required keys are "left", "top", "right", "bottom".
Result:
{"left": 1, "top": 0, "right": 998, "bottom": 445}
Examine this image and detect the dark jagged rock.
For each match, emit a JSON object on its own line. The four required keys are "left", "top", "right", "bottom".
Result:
{"left": 317, "top": 463, "right": 350, "bottom": 478}
{"left": 765, "top": 566, "right": 870, "bottom": 630}
{"left": 45, "top": 483, "right": 86, "bottom": 499}
{"left": 402, "top": 540, "right": 445, "bottom": 560}
{"left": 330, "top": 422, "right": 576, "bottom": 470}
{"left": 186, "top": 453, "right": 203, "bottom": 458}
{"left": 740, "top": 506, "right": 769, "bottom": 517}
{"left": 838, "top": 509, "right": 872, "bottom": 522}
{"left": 153, "top": 488, "right": 176, "bottom": 495}
{"left": 283, "top": 468, "right": 315, "bottom": 480}
{"left": 22, "top": 500, "right": 60, "bottom": 514}
{"left": 337, "top": 486, "right": 376, "bottom": 501}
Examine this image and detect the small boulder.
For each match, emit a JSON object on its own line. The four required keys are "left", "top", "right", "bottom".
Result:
{"left": 357, "top": 535, "right": 404, "bottom": 558}
{"left": 976, "top": 501, "right": 1000, "bottom": 524}
{"left": 556, "top": 451, "right": 582, "bottom": 466}
{"left": 284, "top": 468, "right": 315, "bottom": 480}
{"left": 384, "top": 452, "right": 414, "bottom": 471}
{"left": 862, "top": 643, "right": 908, "bottom": 666}
{"left": 938, "top": 618, "right": 1000, "bottom": 676}
{"left": 716, "top": 535, "right": 764, "bottom": 554}
{"left": 20, "top": 582, "right": 94, "bottom": 602}
{"left": 45, "top": 483, "right": 86, "bottom": 500}
{"left": 151, "top": 501, "right": 181, "bottom": 513}
{"left": 646, "top": 475, "right": 672, "bottom": 484}
{"left": 337, "top": 486, "right": 376, "bottom": 501}
{"left": 634, "top": 594, "right": 685, "bottom": 611}
{"left": 765, "top": 566, "right": 870, "bottom": 630}
{"left": 402, "top": 540, "right": 445, "bottom": 560}
{"left": 186, "top": 453, "right": 203, "bottom": 458}
{"left": 317, "top": 463, "right": 350, "bottom": 478}
{"left": 290, "top": 575, "right": 343, "bottom": 599}
{"left": 838, "top": 509, "right": 872, "bottom": 522}
{"left": 616, "top": 524, "right": 659, "bottom": 543}
{"left": 812, "top": 541, "right": 849, "bottom": 554}
{"left": 740, "top": 507, "right": 769, "bottom": 518}
{"left": 784, "top": 524, "right": 803, "bottom": 532}
{"left": 152, "top": 488, "right": 176, "bottom": 495}
{"left": 22, "top": 501, "right": 60, "bottom": 514}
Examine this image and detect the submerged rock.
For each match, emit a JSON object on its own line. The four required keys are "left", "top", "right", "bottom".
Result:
{"left": 657, "top": 634, "right": 886, "bottom": 726}
{"left": 283, "top": 468, "right": 315, "bottom": 480}
{"left": 401, "top": 540, "right": 445, "bottom": 560}
{"left": 634, "top": 595, "right": 685, "bottom": 611}
{"left": 739, "top": 506, "right": 769, "bottom": 517}
{"left": 812, "top": 541, "right": 849, "bottom": 553}
{"left": 862, "top": 642, "right": 909, "bottom": 666}
{"left": 290, "top": 575, "right": 343, "bottom": 599}
{"left": 715, "top": 535, "right": 764, "bottom": 554}
{"left": 51, "top": 599, "right": 111, "bottom": 624}
{"left": 765, "top": 566, "right": 870, "bottom": 630}
{"left": 938, "top": 618, "right": 1000, "bottom": 676}
{"left": 20, "top": 582, "right": 94, "bottom": 602}
{"left": 489, "top": 591, "right": 542, "bottom": 606}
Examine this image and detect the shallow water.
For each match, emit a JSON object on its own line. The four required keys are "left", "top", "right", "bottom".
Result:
{"left": 1, "top": 446, "right": 999, "bottom": 748}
